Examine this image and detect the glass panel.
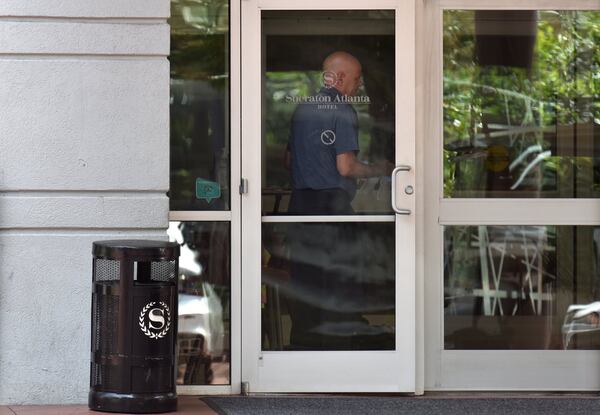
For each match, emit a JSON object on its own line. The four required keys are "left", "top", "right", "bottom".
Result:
{"left": 261, "top": 10, "right": 396, "bottom": 215}
{"left": 444, "top": 225, "right": 600, "bottom": 350}
{"left": 443, "top": 11, "right": 600, "bottom": 198}
{"left": 168, "top": 221, "right": 231, "bottom": 384}
{"left": 170, "top": 0, "right": 230, "bottom": 210}
{"left": 262, "top": 222, "right": 395, "bottom": 350}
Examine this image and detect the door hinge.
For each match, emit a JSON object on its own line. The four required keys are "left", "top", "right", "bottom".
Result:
{"left": 239, "top": 178, "right": 249, "bottom": 195}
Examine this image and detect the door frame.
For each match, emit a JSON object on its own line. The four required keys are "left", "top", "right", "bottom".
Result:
{"left": 240, "top": 0, "right": 420, "bottom": 393}
{"left": 422, "top": 0, "right": 600, "bottom": 391}
{"left": 171, "top": 0, "right": 600, "bottom": 396}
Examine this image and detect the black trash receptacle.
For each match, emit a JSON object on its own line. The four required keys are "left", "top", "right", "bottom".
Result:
{"left": 89, "top": 240, "right": 180, "bottom": 413}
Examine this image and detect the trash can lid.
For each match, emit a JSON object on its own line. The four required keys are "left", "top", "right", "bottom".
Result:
{"left": 93, "top": 239, "right": 180, "bottom": 260}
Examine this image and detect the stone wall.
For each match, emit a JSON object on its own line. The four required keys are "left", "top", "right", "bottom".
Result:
{"left": 0, "top": 0, "right": 170, "bottom": 404}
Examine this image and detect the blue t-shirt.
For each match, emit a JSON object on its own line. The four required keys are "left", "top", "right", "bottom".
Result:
{"left": 289, "top": 87, "right": 360, "bottom": 197}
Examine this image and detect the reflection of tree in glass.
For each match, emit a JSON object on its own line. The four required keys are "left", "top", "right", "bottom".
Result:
{"left": 169, "top": 0, "right": 231, "bottom": 210}
{"left": 443, "top": 10, "right": 600, "bottom": 197}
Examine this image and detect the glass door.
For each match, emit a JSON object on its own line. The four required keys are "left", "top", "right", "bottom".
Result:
{"left": 242, "top": 0, "right": 416, "bottom": 392}
{"left": 423, "top": 1, "right": 600, "bottom": 390}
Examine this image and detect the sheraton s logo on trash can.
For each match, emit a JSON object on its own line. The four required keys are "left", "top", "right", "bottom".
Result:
{"left": 138, "top": 301, "right": 171, "bottom": 339}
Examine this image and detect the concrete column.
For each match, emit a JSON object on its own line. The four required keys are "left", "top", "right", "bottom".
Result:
{"left": 0, "top": 0, "right": 170, "bottom": 404}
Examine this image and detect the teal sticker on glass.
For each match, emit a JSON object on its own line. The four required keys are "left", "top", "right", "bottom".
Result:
{"left": 196, "top": 178, "right": 221, "bottom": 203}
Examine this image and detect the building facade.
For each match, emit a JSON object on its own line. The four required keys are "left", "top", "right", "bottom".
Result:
{"left": 1, "top": 0, "right": 600, "bottom": 404}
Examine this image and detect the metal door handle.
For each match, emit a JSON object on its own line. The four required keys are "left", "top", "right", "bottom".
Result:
{"left": 391, "top": 165, "right": 412, "bottom": 215}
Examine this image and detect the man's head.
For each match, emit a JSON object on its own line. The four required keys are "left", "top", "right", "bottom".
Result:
{"left": 322, "top": 51, "right": 362, "bottom": 96}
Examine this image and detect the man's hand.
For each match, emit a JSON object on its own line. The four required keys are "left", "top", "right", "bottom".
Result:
{"left": 336, "top": 152, "right": 394, "bottom": 178}
{"left": 373, "top": 159, "right": 395, "bottom": 176}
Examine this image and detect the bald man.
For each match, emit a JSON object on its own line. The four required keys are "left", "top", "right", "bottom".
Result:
{"left": 284, "top": 52, "right": 393, "bottom": 349}
{"left": 286, "top": 51, "right": 393, "bottom": 215}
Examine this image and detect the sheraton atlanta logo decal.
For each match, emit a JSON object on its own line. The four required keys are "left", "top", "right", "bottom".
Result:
{"left": 139, "top": 301, "right": 171, "bottom": 339}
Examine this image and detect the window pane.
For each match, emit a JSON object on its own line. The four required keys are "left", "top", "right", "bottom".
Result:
{"left": 444, "top": 225, "right": 600, "bottom": 350}
{"left": 443, "top": 10, "right": 600, "bottom": 198}
{"left": 170, "top": 0, "right": 230, "bottom": 210}
{"left": 262, "top": 222, "right": 395, "bottom": 351}
{"left": 261, "top": 10, "right": 396, "bottom": 215}
{"left": 168, "top": 221, "right": 231, "bottom": 384}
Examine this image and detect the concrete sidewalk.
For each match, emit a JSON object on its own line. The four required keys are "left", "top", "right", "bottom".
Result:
{"left": 0, "top": 396, "right": 216, "bottom": 415}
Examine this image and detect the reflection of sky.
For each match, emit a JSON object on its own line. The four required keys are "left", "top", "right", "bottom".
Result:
{"left": 563, "top": 301, "right": 600, "bottom": 349}
{"left": 179, "top": 293, "right": 210, "bottom": 316}
{"left": 167, "top": 221, "right": 202, "bottom": 276}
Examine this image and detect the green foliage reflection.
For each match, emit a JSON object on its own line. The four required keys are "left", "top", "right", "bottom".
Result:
{"left": 443, "top": 10, "right": 600, "bottom": 198}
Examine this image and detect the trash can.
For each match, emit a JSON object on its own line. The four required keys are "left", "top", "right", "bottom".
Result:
{"left": 89, "top": 240, "right": 180, "bottom": 413}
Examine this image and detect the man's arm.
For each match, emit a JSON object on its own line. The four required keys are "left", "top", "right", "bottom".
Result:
{"left": 336, "top": 151, "right": 393, "bottom": 178}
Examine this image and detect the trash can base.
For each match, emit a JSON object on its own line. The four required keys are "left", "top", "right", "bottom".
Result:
{"left": 89, "top": 391, "right": 177, "bottom": 413}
